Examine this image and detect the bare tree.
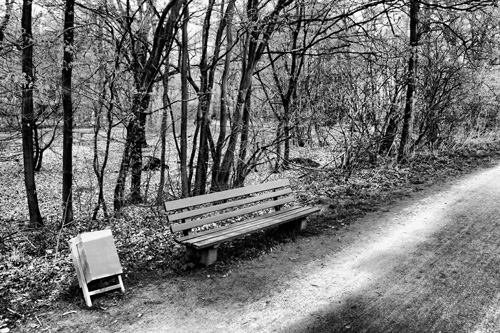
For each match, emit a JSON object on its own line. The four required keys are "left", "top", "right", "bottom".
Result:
{"left": 114, "top": 0, "right": 182, "bottom": 214}
{"left": 180, "top": 0, "right": 189, "bottom": 197}
{"left": 210, "top": 0, "right": 235, "bottom": 192}
{"left": 212, "top": 0, "right": 294, "bottom": 191}
{"left": 61, "top": 0, "right": 75, "bottom": 224}
{"left": 192, "top": 0, "right": 236, "bottom": 196}
{"left": 398, "top": 0, "right": 419, "bottom": 163}
{"left": 21, "top": 0, "right": 43, "bottom": 227}
{"left": 0, "top": 0, "right": 13, "bottom": 46}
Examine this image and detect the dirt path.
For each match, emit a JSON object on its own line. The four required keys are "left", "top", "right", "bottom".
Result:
{"left": 42, "top": 163, "right": 500, "bottom": 333}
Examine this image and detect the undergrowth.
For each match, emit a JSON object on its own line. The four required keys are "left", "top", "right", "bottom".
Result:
{"left": 1, "top": 140, "right": 499, "bottom": 329}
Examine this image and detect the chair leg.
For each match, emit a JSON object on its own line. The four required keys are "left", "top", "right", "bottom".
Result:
{"left": 81, "top": 282, "right": 92, "bottom": 307}
{"left": 118, "top": 275, "right": 125, "bottom": 293}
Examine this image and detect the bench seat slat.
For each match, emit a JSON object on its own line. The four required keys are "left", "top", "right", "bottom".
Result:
{"left": 181, "top": 206, "right": 321, "bottom": 249}
{"left": 175, "top": 206, "right": 302, "bottom": 244}
{"left": 175, "top": 206, "right": 305, "bottom": 243}
{"left": 170, "top": 196, "right": 296, "bottom": 233}
{"left": 189, "top": 207, "right": 320, "bottom": 249}
{"left": 165, "top": 179, "right": 290, "bottom": 211}
{"left": 168, "top": 188, "right": 293, "bottom": 222}
{"left": 183, "top": 206, "right": 316, "bottom": 246}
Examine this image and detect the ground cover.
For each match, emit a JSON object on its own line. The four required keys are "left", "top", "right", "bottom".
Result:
{"left": 1, "top": 131, "right": 499, "bottom": 332}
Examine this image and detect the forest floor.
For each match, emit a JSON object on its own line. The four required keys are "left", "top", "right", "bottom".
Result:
{"left": 29, "top": 154, "right": 500, "bottom": 333}
{"left": 2, "top": 134, "right": 500, "bottom": 332}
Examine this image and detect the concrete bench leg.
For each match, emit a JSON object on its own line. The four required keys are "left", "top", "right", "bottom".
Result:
{"left": 200, "top": 247, "right": 218, "bottom": 266}
{"left": 281, "top": 218, "right": 307, "bottom": 233}
{"left": 186, "top": 246, "right": 218, "bottom": 266}
{"left": 293, "top": 218, "right": 307, "bottom": 232}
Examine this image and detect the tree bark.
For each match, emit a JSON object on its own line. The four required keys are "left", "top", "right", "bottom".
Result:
{"left": 379, "top": 86, "right": 401, "bottom": 155}
{"left": 180, "top": 1, "right": 189, "bottom": 197}
{"left": 272, "top": 3, "right": 305, "bottom": 170}
{"left": 21, "top": 0, "right": 43, "bottom": 228}
{"left": 215, "top": 0, "right": 293, "bottom": 190}
{"left": 193, "top": 0, "right": 215, "bottom": 196}
{"left": 128, "top": 93, "right": 150, "bottom": 203}
{"left": 0, "top": 0, "right": 13, "bottom": 46}
{"left": 113, "top": 0, "right": 182, "bottom": 213}
{"left": 398, "top": 0, "right": 419, "bottom": 163}
{"left": 62, "top": 0, "right": 75, "bottom": 225}
{"left": 194, "top": 0, "right": 235, "bottom": 195}
{"left": 92, "top": 14, "right": 112, "bottom": 220}
{"left": 234, "top": 84, "right": 252, "bottom": 187}
{"left": 211, "top": 0, "right": 235, "bottom": 192}
{"left": 157, "top": 65, "right": 170, "bottom": 205}
{"left": 216, "top": 64, "right": 252, "bottom": 190}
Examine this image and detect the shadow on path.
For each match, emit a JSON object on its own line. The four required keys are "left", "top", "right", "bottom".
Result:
{"left": 284, "top": 165, "right": 500, "bottom": 333}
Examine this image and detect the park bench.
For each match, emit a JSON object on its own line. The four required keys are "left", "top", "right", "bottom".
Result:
{"left": 165, "top": 179, "right": 321, "bottom": 266}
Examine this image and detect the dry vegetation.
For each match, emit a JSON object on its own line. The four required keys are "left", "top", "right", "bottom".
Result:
{"left": 1, "top": 126, "right": 499, "bottom": 331}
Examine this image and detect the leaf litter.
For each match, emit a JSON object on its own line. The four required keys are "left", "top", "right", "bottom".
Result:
{"left": 0, "top": 135, "right": 499, "bottom": 331}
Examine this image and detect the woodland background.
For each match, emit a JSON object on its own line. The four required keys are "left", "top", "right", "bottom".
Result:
{"left": 1, "top": 0, "right": 500, "bottom": 329}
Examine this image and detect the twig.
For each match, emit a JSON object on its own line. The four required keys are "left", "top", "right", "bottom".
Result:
{"left": 22, "top": 235, "right": 37, "bottom": 249}
{"left": 62, "top": 311, "right": 77, "bottom": 316}
{"left": 7, "top": 308, "right": 21, "bottom": 316}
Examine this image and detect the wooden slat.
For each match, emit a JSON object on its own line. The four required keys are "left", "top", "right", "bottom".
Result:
{"left": 168, "top": 188, "right": 293, "bottom": 222}
{"left": 88, "top": 283, "right": 123, "bottom": 296}
{"left": 180, "top": 206, "right": 314, "bottom": 245}
{"left": 191, "top": 208, "right": 319, "bottom": 249}
{"left": 170, "top": 196, "right": 295, "bottom": 233}
{"left": 188, "top": 207, "right": 319, "bottom": 246}
{"left": 176, "top": 206, "right": 305, "bottom": 243}
{"left": 189, "top": 206, "right": 321, "bottom": 248}
{"left": 165, "top": 179, "right": 290, "bottom": 211}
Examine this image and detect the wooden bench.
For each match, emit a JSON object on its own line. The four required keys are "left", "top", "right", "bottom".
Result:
{"left": 165, "top": 179, "right": 320, "bottom": 266}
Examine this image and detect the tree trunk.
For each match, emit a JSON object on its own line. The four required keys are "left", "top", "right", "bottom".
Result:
{"left": 129, "top": 93, "right": 150, "bottom": 203}
{"left": 193, "top": 0, "right": 215, "bottom": 196}
{"left": 267, "top": 2, "right": 305, "bottom": 170}
{"left": 62, "top": 0, "right": 75, "bottom": 225}
{"left": 34, "top": 124, "right": 57, "bottom": 172}
{"left": 379, "top": 115, "right": 398, "bottom": 155}
{"left": 234, "top": 84, "right": 252, "bottom": 187}
{"left": 92, "top": 78, "right": 113, "bottom": 220}
{"left": 283, "top": 120, "right": 290, "bottom": 168}
{"left": 113, "top": 0, "right": 182, "bottom": 214}
{"left": 398, "top": 0, "right": 419, "bottom": 163}
{"left": 92, "top": 14, "right": 111, "bottom": 220}
{"left": 211, "top": 0, "right": 235, "bottom": 192}
{"left": 180, "top": 1, "right": 189, "bottom": 197}
{"left": 274, "top": 123, "right": 282, "bottom": 172}
{"left": 157, "top": 66, "right": 170, "bottom": 205}
{"left": 114, "top": 128, "right": 132, "bottom": 215}
{"left": 379, "top": 89, "right": 400, "bottom": 155}
{"left": 21, "top": 0, "right": 43, "bottom": 228}
{"left": 216, "top": 65, "right": 252, "bottom": 190}
{"left": 0, "top": 0, "right": 13, "bottom": 46}
{"left": 33, "top": 123, "right": 41, "bottom": 171}
{"left": 213, "top": 0, "right": 293, "bottom": 191}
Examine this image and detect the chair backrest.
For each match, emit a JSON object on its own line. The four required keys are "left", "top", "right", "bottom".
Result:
{"left": 166, "top": 179, "right": 295, "bottom": 234}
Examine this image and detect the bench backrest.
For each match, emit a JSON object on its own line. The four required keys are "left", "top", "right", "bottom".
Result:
{"left": 165, "top": 179, "right": 295, "bottom": 234}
